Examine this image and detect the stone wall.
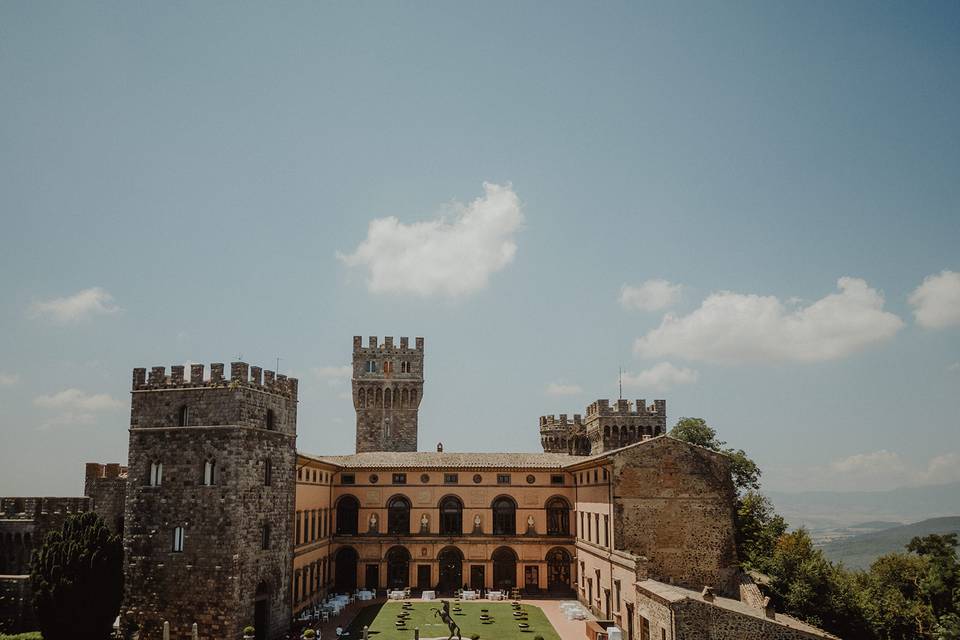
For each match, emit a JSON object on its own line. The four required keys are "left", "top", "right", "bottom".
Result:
{"left": 85, "top": 463, "right": 128, "bottom": 534}
{"left": 671, "top": 597, "right": 833, "bottom": 640}
{"left": 0, "top": 577, "right": 34, "bottom": 634}
{"left": 122, "top": 362, "right": 297, "bottom": 640}
{"left": 352, "top": 336, "right": 423, "bottom": 453}
{"left": 609, "top": 438, "right": 738, "bottom": 592}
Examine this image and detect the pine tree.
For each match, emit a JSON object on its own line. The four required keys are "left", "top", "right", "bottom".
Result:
{"left": 30, "top": 511, "right": 123, "bottom": 640}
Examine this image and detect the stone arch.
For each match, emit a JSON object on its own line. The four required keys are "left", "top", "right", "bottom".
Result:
{"left": 437, "top": 545, "right": 464, "bottom": 593}
{"left": 491, "top": 546, "right": 518, "bottom": 590}
{"left": 385, "top": 545, "right": 411, "bottom": 589}
{"left": 546, "top": 495, "right": 571, "bottom": 536}
{"left": 546, "top": 547, "right": 573, "bottom": 592}
{"left": 333, "top": 546, "right": 359, "bottom": 592}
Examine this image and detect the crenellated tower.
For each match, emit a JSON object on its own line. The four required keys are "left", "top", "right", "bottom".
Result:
{"left": 540, "top": 398, "right": 666, "bottom": 455}
{"left": 352, "top": 336, "right": 424, "bottom": 453}
{"left": 122, "top": 361, "right": 297, "bottom": 640}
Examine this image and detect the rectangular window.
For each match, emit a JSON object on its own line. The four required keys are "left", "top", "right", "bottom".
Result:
{"left": 444, "top": 473, "right": 458, "bottom": 484}
{"left": 295, "top": 511, "right": 301, "bottom": 545}
{"left": 603, "top": 514, "right": 610, "bottom": 547}
{"left": 172, "top": 527, "right": 184, "bottom": 552}
{"left": 366, "top": 360, "right": 377, "bottom": 373}
{"left": 496, "top": 474, "right": 511, "bottom": 485}
{"left": 392, "top": 473, "right": 407, "bottom": 484}
{"left": 615, "top": 580, "right": 621, "bottom": 612}
{"left": 262, "top": 524, "right": 270, "bottom": 550}
{"left": 595, "top": 514, "right": 600, "bottom": 544}
{"left": 550, "top": 474, "right": 565, "bottom": 485}
{"left": 341, "top": 473, "right": 355, "bottom": 484}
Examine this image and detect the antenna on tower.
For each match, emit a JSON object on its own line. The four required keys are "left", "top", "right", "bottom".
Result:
{"left": 276, "top": 357, "right": 281, "bottom": 374}
{"left": 619, "top": 366, "right": 623, "bottom": 400}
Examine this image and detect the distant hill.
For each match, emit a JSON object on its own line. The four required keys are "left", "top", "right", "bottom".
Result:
{"left": 819, "top": 516, "right": 960, "bottom": 570}
{"left": 768, "top": 481, "right": 960, "bottom": 532}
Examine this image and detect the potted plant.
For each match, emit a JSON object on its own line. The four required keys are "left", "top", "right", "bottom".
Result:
{"left": 303, "top": 630, "right": 316, "bottom": 639}
{"left": 470, "top": 635, "right": 480, "bottom": 640}
{"left": 243, "top": 626, "right": 255, "bottom": 640}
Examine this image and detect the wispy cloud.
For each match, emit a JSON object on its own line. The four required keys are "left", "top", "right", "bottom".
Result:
{"left": 619, "top": 279, "right": 682, "bottom": 312}
{"left": 29, "top": 287, "right": 120, "bottom": 324}
{"left": 545, "top": 382, "right": 583, "bottom": 396}
{"left": 633, "top": 277, "right": 903, "bottom": 364}
{"left": 337, "top": 182, "right": 524, "bottom": 298}
{"left": 0, "top": 372, "right": 19, "bottom": 386}
{"left": 909, "top": 270, "right": 960, "bottom": 329}
{"left": 622, "top": 362, "right": 699, "bottom": 392}
{"left": 33, "top": 388, "right": 123, "bottom": 430}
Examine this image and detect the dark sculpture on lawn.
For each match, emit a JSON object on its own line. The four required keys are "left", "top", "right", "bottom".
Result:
{"left": 431, "top": 600, "right": 462, "bottom": 640}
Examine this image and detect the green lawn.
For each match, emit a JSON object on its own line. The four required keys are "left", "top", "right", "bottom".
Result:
{"left": 345, "top": 601, "right": 561, "bottom": 640}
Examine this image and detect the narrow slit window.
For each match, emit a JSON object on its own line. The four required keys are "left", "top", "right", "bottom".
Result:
{"left": 203, "top": 459, "right": 216, "bottom": 486}
{"left": 172, "top": 526, "right": 184, "bottom": 552}
{"left": 149, "top": 461, "right": 163, "bottom": 487}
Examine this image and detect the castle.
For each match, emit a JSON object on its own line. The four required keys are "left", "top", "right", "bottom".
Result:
{"left": 1, "top": 337, "right": 837, "bottom": 640}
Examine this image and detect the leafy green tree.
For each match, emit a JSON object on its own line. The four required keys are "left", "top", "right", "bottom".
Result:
{"left": 735, "top": 490, "right": 787, "bottom": 567}
{"left": 30, "top": 511, "right": 123, "bottom": 640}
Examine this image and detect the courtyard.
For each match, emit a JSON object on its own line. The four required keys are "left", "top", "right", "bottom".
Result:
{"left": 344, "top": 601, "right": 564, "bottom": 640}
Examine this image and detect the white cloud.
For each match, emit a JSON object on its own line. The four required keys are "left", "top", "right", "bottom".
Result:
{"left": 822, "top": 450, "right": 960, "bottom": 491}
{"left": 948, "top": 362, "right": 960, "bottom": 373}
{"left": 622, "top": 362, "right": 699, "bottom": 392}
{"left": 619, "top": 279, "right": 682, "bottom": 312}
{"left": 909, "top": 270, "right": 960, "bottom": 329}
{"left": 633, "top": 277, "right": 903, "bottom": 364}
{"left": 29, "top": 287, "right": 120, "bottom": 324}
{"left": 545, "top": 382, "right": 583, "bottom": 396}
{"left": 33, "top": 388, "right": 123, "bottom": 431}
{"left": 313, "top": 365, "right": 352, "bottom": 379}
{"left": 337, "top": 182, "right": 524, "bottom": 297}
{"left": 314, "top": 365, "right": 353, "bottom": 387}
{"left": 0, "top": 372, "right": 19, "bottom": 386}
{"left": 34, "top": 388, "right": 123, "bottom": 411}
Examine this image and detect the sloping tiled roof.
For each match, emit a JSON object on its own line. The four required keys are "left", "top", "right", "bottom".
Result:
{"left": 635, "top": 580, "right": 839, "bottom": 639}
{"left": 299, "top": 450, "right": 587, "bottom": 469}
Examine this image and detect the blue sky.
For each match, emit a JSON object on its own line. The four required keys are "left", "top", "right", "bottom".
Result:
{"left": 1, "top": 2, "right": 958, "bottom": 496}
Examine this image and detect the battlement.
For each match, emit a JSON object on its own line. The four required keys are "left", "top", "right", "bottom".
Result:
{"left": 1, "top": 496, "right": 91, "bottom": 519}
{"left": 585, "top": 398, "right": 666, "bottom": 417}
{"left": 84, "top": 462, "right": 128, "bottom": 482}
{"left": 352, "top": 335, "right": 424, "bottom": 352}
{"left": 131, "top": 362, "right": 298, "bottom": 399}
{"left": 539, "top": 413, "right": 584, "bottom": 432}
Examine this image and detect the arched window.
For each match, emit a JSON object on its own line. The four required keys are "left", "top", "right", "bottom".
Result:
{"left": 334, "top": 547, "right": 359, "bottom": 591}
{"left": 387, "top": 496, "right": 411, "bottom": 535}
{"left": 203, "top": 459, "right": 216, "bottom": 486}
{"left": 439, "top": 496, "right": 463, "bottom": 536}
{"left": 264, "top": 458, "right": 273, "bottom": 486}
{"left": 384, "top": 388, "right": 392, "bottom": 408}
{"left": 546, "top": 498, "right": 570, "bottom": 535}
{"left": 149, "top": 461, "right": 163, "bottom": 487}
{"left": 172, "top": 526, "right": 184, "bottom": 552}
{"left": 437, "top": 546, "right": 463, "bottom": 593}
{"left": 546, "top": 547, "right": 572, "bottom": 592}
{"left": 492, "top": 497, "right": 516, "bottom": 535}
{"left": 336, "top": 496, "right": 359, "bottom": 535}
{"left": 178, "top": 405, "right": 189, "bottom": 427}
{"left": 357, "top": 390, "right": 365, "bottom": 408}
{"left": 266, "top": 409, "right": 275, "bottom": 430}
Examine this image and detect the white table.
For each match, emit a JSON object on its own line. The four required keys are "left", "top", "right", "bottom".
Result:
{"left": 461, "top": 590, "right": 477, "bottom": 600}
{"left": 421, "top": 590, "right": 436, "bottom": 600}
{"left": 487, "top": 590, "right": 503, "bottom": 601}
{"left": 389, "top": 590, "right": 405, "bottom": 600}
{"left": 357, "top": 590, "right": 373, "bottom": 601}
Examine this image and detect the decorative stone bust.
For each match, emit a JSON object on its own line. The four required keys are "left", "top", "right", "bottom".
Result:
{"left": 526, "top": 514, "right": 536, "bottom": 535}
{"left": 472, "top": 513, "right": 482, "bottom": 535}
{"left": 368, "top": 513, "right": 379, "bottom": 534}
{"left": 420, "top": 513, "right": 430, "bottom": 533}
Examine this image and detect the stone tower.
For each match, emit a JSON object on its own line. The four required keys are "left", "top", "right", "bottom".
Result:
{"left": 122, "top": 362, "right": 297, "bottom": 640}
{"left": 352, "top": 335, "right": 424, "bottom": 453}
{"left": 540, "top": 398, "right": 666, "bottom": 455}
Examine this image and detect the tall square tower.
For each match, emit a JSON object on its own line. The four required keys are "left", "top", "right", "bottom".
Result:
{"left": 352, "top": 336, "right": 424, "bottom": 453}
{"left": 122, "top": 362, "right": 297, "bottom": 640}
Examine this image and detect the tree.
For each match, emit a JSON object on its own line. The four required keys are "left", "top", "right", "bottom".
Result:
{"left": 31, "top": 511, "right": 123, "bottom": 640}
{"left": 735, "top": 490, "right": 787, "bottom": 567}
